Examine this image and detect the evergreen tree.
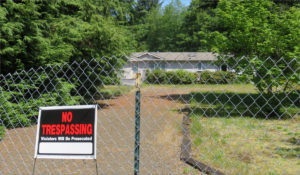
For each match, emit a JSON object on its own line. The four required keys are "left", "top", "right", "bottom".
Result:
{"left": 214, "top": 0, "right": 300, "bottom": 94}
{"left": 133, "top": 0, "right": 163, "bottom": 24}
{"left": 0, "top": 0, "right": 134, "bottom": 74}
{"left": 176, "top": 0, "right": 219, "bottom": 51}
{"left": 146, "top": 0, "right": 186, "bottom": 51}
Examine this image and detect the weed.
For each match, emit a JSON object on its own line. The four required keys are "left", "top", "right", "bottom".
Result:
{"left": 193, "top": 137, "right": 202, "bottom": 146}
{"left": 0, "top": 126, "right": 5, "bottom": 141}
{"left": 183, "top": 167, "right": 191, "bottom": 174}
{"left": 287, "top": 137, "right": 300, "bottom": 145}
{"left": 275, "top": 147, "right": 300, "bottom": 158}
{"left": 98, "top": 85, "right": 133, "bottom": 99}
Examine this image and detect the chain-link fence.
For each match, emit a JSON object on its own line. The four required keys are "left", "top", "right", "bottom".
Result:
{"left": 0, "top": 53, "right": 299, "bottom": 175}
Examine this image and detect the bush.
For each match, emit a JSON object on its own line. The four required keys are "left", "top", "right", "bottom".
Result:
{"left": 198, "top": 71, "right": 236, "bottom": 84}
{"left": 0, "top": 78, "right": 83, "bottom": 128}
{"left": 0, "top": 58, "right": 124, "bottom": 130}
{"left": 0, "top": 88, "right": 31, "bottom": 128}
{"left": 224, "top": 71, "right": 236, "bottom": 83}
{"left": 172, "top": 70, "right": 198, "bottom": 84}
{"left": 235, "top": 74, "right": 251, "bottom": 84}
{"left": 146, "top": 70, "right": 237, "bottom": 84}
{"left": 145, "top": 69, "right": 167, "bottom": 84}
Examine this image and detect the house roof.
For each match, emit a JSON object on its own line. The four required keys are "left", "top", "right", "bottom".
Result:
{"left": 129, "top": 52, "right": 218, "bottom": 61}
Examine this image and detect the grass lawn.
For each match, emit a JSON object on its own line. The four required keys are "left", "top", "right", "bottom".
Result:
{"left": 186, "top": 84, "right": 299, "bottom": 175}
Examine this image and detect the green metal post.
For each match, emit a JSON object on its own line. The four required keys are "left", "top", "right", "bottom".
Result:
{"left": 134, "top": 90, "right": 141, "bottom": 175}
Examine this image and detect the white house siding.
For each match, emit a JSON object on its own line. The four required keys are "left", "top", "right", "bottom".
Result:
{"left": 165, "top": 61, "right": 218, "bottom": 72}
{"left": 198, "top": 61, "right": 219, "bottom": 72}
{"left": 121, "top": 63, "right": 134, "bottom": 79}
{"left": 121, "top": 61, "right": 219, "bottom": 80}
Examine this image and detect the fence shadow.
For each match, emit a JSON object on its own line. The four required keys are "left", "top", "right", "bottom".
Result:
{"left": 159, "top": 90, "right": 299, "bottom": 119}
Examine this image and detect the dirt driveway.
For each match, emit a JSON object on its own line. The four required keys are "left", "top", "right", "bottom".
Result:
{"left": 0, "top": 86, "right": 195, "bottom": 175}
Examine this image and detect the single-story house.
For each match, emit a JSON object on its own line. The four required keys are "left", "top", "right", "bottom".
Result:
{"left": 121, "top": 52, "right": 226, "bottom": 80}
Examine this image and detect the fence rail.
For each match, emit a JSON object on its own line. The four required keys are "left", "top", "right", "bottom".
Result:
{"left": 0, "top": 54, "right": 299, "bottom": 174}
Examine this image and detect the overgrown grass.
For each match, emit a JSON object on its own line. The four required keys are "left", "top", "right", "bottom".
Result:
{"left": 190, "top": 115, "right": 300, "bottom": 175}
{"left": 97, "top": 85, "right": 134, "bottom": 99}
{"left": 0, "top": 126, "right": 5, "bottom": 141}
{"left": 188, "top": 84, "right": 300, "bottom": 174}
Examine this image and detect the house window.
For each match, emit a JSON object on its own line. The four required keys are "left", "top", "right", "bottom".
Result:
{"left": 149, "top": 62, "right": 165, "bottom": 70}
{"left": 198, "top": 62, "right": 202, "bottom": 70}
{"left": 149, "top": 62, "right": 154, "bottom": 69}
{"left": 161, "top": 62, "right": 166, "bottom": 70}
{"left": 154, "top": 62, "right": 160, "bottom": 70}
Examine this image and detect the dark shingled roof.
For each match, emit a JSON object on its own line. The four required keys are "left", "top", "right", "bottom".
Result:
{"left": 129, "top": 52, "right": 218, "bottom": 61}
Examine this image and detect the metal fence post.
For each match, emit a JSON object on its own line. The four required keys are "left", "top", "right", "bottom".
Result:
{"left": 134, "top": 89, "right": 141, "bottom": 175}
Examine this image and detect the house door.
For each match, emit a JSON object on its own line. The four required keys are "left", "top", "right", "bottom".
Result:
{"left": 133, "top": 63, "right": 138, "bottom": 73}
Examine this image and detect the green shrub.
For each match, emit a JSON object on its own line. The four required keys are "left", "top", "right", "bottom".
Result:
{"left": 165, "top": 71, "right": 176, "bottom": 83}
{"left": 165, "top": 70, "right": 178, "bottom": 84}
{"left": 145, "top": 70, "right": 155, "bottom": 84}
{"left": 224, "top": 71, "right": 236, "bottom": 83}
{"left": 146, "top": 70, "right": 237, "bottom": 84}
{"left": 173, "top": 70, "right": 186, "bottom": 84}
{"left": 198, "top": 71, "right": 212, "bottom": 84}
{"left": 145, "top": 69, "right": 167, "bottom": 84}
{"left": 0, "top": 78, "right": 83, "bottom": 128}
{"left": 235, "top": 74, "right": 251, "bottom": 84}
{"left": 172, "top": 70, "right": 197, "bottom": 84}
{"left": 146, "top": 69, "right": 197, "bottom": 84}
{"left": 156, "top": 70, "right": 168, "bottom": 84}
{"left": 0, "top": 88, "right": 31, "bottom": 128}
{"left": 198, "top": 71, "right": 236, "bottom": 84}
{"left": 0, "top": 58, "right": 124, "bottom": 130}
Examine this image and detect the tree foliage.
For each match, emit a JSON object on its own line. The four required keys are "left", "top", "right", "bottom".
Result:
{"left": 176, "top": 0, "right": 219, "bottom": 51}
{"left": 133, "top": 0, "right": 163, "bottom": 24}
{"left": 1, "top": 0, "right": 299, "bottom": 73}
{"left": 145, "top": 0, "right": 186, "bottom": 51}
{"left": 0, "top": 0, "right": 299, "bottom": 130}
{"left": 0, "top": 0, "right": 134, "bottom": 74}
{"left": 214, "top": 0, "right": 300, "bottom": 93}
{"left": 215, "top": 0, "right": 300, "bottom": 59}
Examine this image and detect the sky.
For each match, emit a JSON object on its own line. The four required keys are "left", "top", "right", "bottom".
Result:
{"left": 162, "top": 0, "right": 192, "bottom": 7}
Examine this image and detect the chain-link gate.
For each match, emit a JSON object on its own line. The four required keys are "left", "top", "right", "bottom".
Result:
{"left": 0, "top": 53, "right": 299, "bottom": 175}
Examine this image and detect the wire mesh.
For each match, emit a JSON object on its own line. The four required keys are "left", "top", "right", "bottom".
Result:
{"left": 0, "top": 53, "right": 299, "bottom": 175}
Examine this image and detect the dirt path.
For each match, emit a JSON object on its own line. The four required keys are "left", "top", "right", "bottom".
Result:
{"left": 0, "top": 87, "right": 194, "bottom": 175}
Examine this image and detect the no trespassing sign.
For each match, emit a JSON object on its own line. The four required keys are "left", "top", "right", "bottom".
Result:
{"left": 34, "top": 105, "right": 97, "bottom": 159}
